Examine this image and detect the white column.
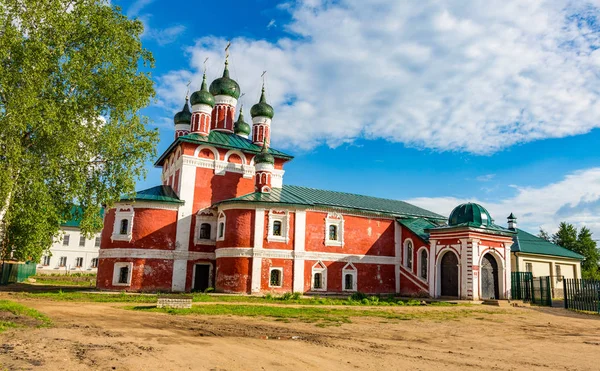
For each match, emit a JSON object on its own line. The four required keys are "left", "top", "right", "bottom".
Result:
{"left": 460, "top": 239, "right": 469, "bottom": 300}
{"left": 394, "top": 221, "right": 402, "bottom": 294}
{"left": 470, "top": 239, "right": 480, "bottom": 301}
{"left": 251, "top": 208, "right": 265, "bottom": 293}
{"left": 293, "top": 210, "right": 306, "bottom": 293}
{"left": 171, "top": 161, "right": 197, "bottom": 292}
{"left": 504, "top": 242, "right": 512, "bottom": 299}
{"left": 428, "top": 239, "right": 437, "bottom": 297}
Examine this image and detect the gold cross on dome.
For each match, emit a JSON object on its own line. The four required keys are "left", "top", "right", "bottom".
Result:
{"left": 203, "top": 57, "right": 208, "bottom": 73}
{"left": 225, "top": 41, "right": 231, "bottom": 60}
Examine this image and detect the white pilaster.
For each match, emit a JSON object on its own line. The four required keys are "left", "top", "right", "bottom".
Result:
{"left": 504, "top": 242, "right": 512, "bottom": 299}
{"left": 293, "top": 210, "right": 306, "bottom": 293}
{"left": 394, "top": 221, "right": 402, "bottom": 294}
{"left": 470, "top": 239, "right": 480, "bottom": 301}
{"left": 251, "top": 208, "right": 265, "bottom": 293}
{"left": 428, "top": 239, "right": 437, "bottom": 297}
{"left": 460, "top": 238, "right": 469, "bottom": 300}
{"left": 171, "top": 162, "right": 197, "bottom": 292}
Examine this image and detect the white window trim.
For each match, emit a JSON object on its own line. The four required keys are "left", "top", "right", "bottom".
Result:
{"left": 195, "top": 209, "right": 217, "bottom": 245}
{"left": 112, "top": 262, "right": 133, "bottom": 286}
{"left": 267, "top": 210, "right": 290, "bottom": 243}
{"left": 416, "top": 246, "right": 428, "bottom": 282}
{"left": 342, "top": 262, "right": 357, "bottom": 292}
{"left": 111, "top": 206, "right": 134, "bottom": 242}
{"left": 216, "top": 211, "right": 226, "bottom": 242}
{"left": 403, "top": 238, "right": 414, "bottom": 271}
{"left": 311, "top": 261, "right": 327, "bottom": 291}
{"left": 325, "top": 212, "right": 344, "bottom": 247}
{"left": 269, "top": 267, "right": 284, "bottom": 288}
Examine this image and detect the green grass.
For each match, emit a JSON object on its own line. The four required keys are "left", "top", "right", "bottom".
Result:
{"left": 31, "top": 274, "right": 97, "bottom": 287}
{"left": 0, "top": 300, "right": 52, "bottom": 332}
{"left": 129, "top": 304, "right": 506, "bottom": 327}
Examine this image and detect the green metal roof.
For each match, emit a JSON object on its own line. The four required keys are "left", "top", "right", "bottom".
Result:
{"left": 398, "top": 217, "right": 442, "bottom": 242}
{"left": 512, "top": 229, "right": 584, "bottom": 260}
{"left": 155, "top": 131, "right": 293, "bottom": 166}
{"left": 218, "top": 185, "right": 446, "bottom": 219}
{"left": 427, "top": 221, "right": 514, "bottom": 236}
{"left": 61, "top": 206, "right": 105, "bottom": 228}
{"left": 120, "top": 185, "right": 184, "bottom": 204}
{"left": 448, "top": 202, "right": 493, "bottom": 227}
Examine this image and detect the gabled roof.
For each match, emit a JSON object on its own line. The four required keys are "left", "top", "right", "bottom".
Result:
{"left": 512, "top": 229, "right": 584, "bottom": 260}
{"left": 120, "top": 185, "right": 183, "bottom": 204}
{"left": 218, "top": 185, "right": 446, "bottom": 220}
{"left": 155, "top": 131, "right": 294, "bottom": 166}
{"left": 61, "top": 206, "right": 105, "bottom": 228}
{"left": 398, "top": 217, "right": 442, "bottom": 242}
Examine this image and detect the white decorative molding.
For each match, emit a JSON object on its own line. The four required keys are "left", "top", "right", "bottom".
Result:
{"left": 111, "top": 206, "right": 134, "bottom": 242}
{"left": 325, "top": 212, "right": 344, "bottom": 247}
{"left": 252, "top": 116, "right": 272, "bottom": 125}
{"left": 216, "top": 211, "right": 226, "bottom": 241}
{"left": 267, "top": 209, "right": 290, "bottom": 243}
{"left": 127, "top": 202, "right": 180, "bottom": 211}
{"left": 416, "top": 246, "right": 429, "bottom": 282}
{"left": 214, "top": 95, "right": 237, "bottom": 106}
{"left": 403, "top": 238, "right": 414, "bottom": 271}
{"left": 342, "top": 262, "right": 357, "bottom": 291}
{"left": 224, "top": 149, "right": 248, "bottom": 165}
{"left": 213, "top": 247, "right": 397, "bottom": 265}
{"left": 193, "top": 145, "right": 219, "bottom": 160}
{"left": 112, "top": 262, "right": 133, "bottom": 286}
{"left": 191, "top": 103, "right": 213, "bottom": 114}
{"left": 311, "top": 261, "right": 327, "bottom": 291}
{"left": 99, "top": 248, "right": 215, "bottom": 260}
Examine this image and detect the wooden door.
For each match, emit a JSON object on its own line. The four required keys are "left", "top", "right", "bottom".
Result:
{"left": 441, "top": 252, "right": 459, "bottom": 297}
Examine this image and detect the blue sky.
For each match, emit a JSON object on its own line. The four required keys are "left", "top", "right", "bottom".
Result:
{"left": 113, "top": 0, "right": 600, "bottom": 236}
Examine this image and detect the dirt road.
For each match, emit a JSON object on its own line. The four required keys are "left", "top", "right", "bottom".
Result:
{"left": 1, "top": 299, "right": 599, "bottom": 370}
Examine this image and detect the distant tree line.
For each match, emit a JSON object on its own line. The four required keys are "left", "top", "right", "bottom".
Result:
{"left": 538, "top": 222, "right": 600, "bottom": 280}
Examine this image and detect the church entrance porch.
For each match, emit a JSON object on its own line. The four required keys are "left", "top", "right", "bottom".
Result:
{"left": 193, "top": 263, "right": 212, "bottom": 292}
{"left": 440, "top": 252, "right": 459, "bottom": 297}
{"left": 481, "top": 253, "right": 499, "bottom": 299}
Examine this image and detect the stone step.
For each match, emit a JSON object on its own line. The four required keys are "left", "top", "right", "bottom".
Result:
{"left": 482, "top": 299, "right": 512, "bottom": 307}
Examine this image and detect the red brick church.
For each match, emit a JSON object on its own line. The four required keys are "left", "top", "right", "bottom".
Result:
{"left": 97, "top": 58, "right": 518, "bottom": 300}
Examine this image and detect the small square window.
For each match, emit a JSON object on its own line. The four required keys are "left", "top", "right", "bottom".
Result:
{"left": 200, "top": 223, "right": 211, "bottom": 239}
{"left": 95, "top": 236, "right": 101, "bottom": 247}
{"left": 119, "top": 219, "right": 129, "bottom": 235}
{"left": 328, "top": 225, "right": 338, "bottom": 241}
{"left": 91, "top": 258, "right": 98, "bottom": 268}
{"left": 112, "top": 262, "right": 133, "bottom": 286}
{"left": 42, "top": 256, "right": 51, "bottom": 266}
{"left": 63, "top": 235, "right": 70, "bottom": 246}
{"left": 344, "top": 273, "right": 354, "bottom": 290}
{"left": 79, "top": 235, "right": 86, "bottom": 247}
{"left": 273, "top": 221, "right": 282, "bottom": 236}
{"left": 75, "top": 257, "right": 83, "bottom": 268}
{"left": 59, "top": 257, "right": 67, "bottom": 267}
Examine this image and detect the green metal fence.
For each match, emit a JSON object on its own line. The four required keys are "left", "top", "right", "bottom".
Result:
{"left": 563, "top": 278, "right": 600, "bottom": 313}
{"left": 0, "top": 261, "right": 37, "bottom": 285}
{"left": 511, "top": 272, "right": 552, "bottom": 306}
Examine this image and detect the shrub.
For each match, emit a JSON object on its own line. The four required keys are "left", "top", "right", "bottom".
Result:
{"left": 203, "top": 287, "right": 215, "bottom": 293}
{"left": 350, "top": 292, "right": 368, "bottom": 301}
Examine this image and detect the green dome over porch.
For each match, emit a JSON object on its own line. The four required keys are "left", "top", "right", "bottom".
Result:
{"left": 448, "top": 203, "right": 493, "bottom": 227}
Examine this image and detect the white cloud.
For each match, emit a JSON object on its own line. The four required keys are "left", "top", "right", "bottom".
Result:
{"left": 127, "top": 0, "right": 154, "bottom": 17}
{"left": 155, "top": 0, "right": 600, "bottom": 153}
{"left": 267, "top": 19, "right": 276, "bottom": 29}
{"left": 406, "top": 167, "right": 600, "bottom": 237}
{"left": 476, "top": 174, "right": 496, "bottom": 182}
{"left": 127, "top": 0, "right": 185, "bottom": 46}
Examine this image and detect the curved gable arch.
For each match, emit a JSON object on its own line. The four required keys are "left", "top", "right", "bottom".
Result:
{"left": 224, "top": 149, "right": 247, "bottom": 165}
{"left": 194, "top": 145, "right": 219, "bottom": 160}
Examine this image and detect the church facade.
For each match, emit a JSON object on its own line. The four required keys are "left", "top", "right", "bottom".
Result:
{"left": 96, "top": 58, "right": 525, "bottom": 300}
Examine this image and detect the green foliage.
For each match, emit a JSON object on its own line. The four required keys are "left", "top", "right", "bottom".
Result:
{"left": 0, "top": 0, "right": 158, "bottom": 261}
{"left": 552, "top": 222, "right": 600, "bottom": 279}
{"left": 538, "top": 228, "right": 551, "bottom": 242}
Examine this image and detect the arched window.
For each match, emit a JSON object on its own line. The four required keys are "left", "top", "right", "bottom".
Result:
{"left": 218, "top": 222, "right": 225, "bottom": 239}
{"left": 269, "top": 268, "right": 282, "bottom": 287}
{"left": 273, "top": 220, "right": 282, "bottom": 236}
{"left": 419, "top": 249, "right": 428, "bottom": 280}
{"left": 329, "top": 225, "right": 338, "bottom": 241}
{"left": 405, "top": 240, "right": 413, "bottom": 269}
{"left": 199, "top": 223, "right": 211, "bottom": 240}
{"left": 344, "top": 273, "right": 354, "bottom": 290}
{"left": 119, "top": 219, "right": 129, "bottom": 235}
{"left": 313, "top": 272, "right": 323, "bottom": 289}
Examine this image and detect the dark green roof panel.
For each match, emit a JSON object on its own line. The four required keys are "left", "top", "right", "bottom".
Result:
{"left": 398, "top": 218, "right": 441, "bottom": 242}
{"left": 448, "top": 202, "right": 493, "bottom": 227}
{"left": 120, "top": 185, "right": 184, "bottom": 204}
{"left": 155, "top": 131, "right": 293, "bottom": 166}
{"left": 512, "top": 229, "right": 584, "bottom": 260}
{"left": 219, "top": 185, "right": 446, "bottom": 219}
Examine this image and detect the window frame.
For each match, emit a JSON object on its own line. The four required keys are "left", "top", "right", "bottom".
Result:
{"left": 269, "top": 267, "right": 283, "bottom": 288}
{"left": 79, "top": 235, "right": 86, "bottom": 247}
{"left": 75, "top": 257, "right": 83, "bottom": 268}
{"left": 112, "top": 262, "right": 133, "bottom": 286}
{"left": 59, "top": 256, "right": 67, "bottom": 267}
{"left": 311, "top": 261, "right": 327, "bottom": 291}
{"left": 267, "top": 210, "right": 290, "bottom": 243}
{"left": 525, "top": 262, "right": 533, "bottom": 273}
{"left": 216, "top": 212, "right": 226, "bottom": 242}
{"left": 556, "top": 265, "right": 562, "bottom": 282}
{"left": 111, "top": 206, "right": 134, "bottom": 242}
{"left": 195, "top": 208, "right": 217, "bottom": 245}
{"left": 63, "top": 234, "right": 70, "bottom": 246}
{"left": 94, "top": 236, "right": 101, "bottom": 247}
{"left": 404, "top": 239, "right": 414, "bottom": 271}
{"left": 42, "top": 256, "right": 51, "bottom": 266}
{"left": 342, "top": 262, "right": 357, "bottom": 292}
{"left": 325, "top": 212, "right": 344, "bottom": 247}
{"left": 417, "top": 247, "right": 428, "bottom": 281}
{"left": 90, "top": 258, "right": 99, "bottom": 269}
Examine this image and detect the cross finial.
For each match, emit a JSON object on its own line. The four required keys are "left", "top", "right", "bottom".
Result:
{"left": 203, "top": 57, "right": 209, "bottom": 74}
{"left": 185, "top": 80, "right": 191, "bottom": 99}
{"left": 261, "top": 70, "right": 267, "bottom": 88}
{"left": 225, "top": 41, "right": 231, "bottom": 62}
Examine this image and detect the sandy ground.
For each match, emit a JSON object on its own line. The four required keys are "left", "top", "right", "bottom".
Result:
{"left": 1, "top": 297, "right": 600, "bottom": 371}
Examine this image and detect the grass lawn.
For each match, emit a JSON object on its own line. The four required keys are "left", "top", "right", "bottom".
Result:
{"left": 31, "top": 274, "right": 97, "bottom": 287}
{"left": 13, "top": 290, "right": 459, "bottom": 307}
{"left": 129, "top": 304, "right": 506, "bottom": 327}
{"left": 0, "top": 300, "right": 52, "bottom": 332}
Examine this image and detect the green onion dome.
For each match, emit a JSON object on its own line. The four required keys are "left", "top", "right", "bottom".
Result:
{"left": 250, "top": 86, "right": 274, "bottom": 119}
{"left": 190, "top": 73, "right": 215, "bottom": 107}
{"left": 254, "top": 140, "right": 275, "bottom": 165}
{"left": 174, "top": 98, "right": 192, "bottom": 125}
{"left": 234, "top": 108, "right": 251, "bottom": 136}
{"left": 209, "top": 60, "right": 241, "bottom": 99}
{"left": 448, "top": 203, "right": 493, "bottom": 227}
